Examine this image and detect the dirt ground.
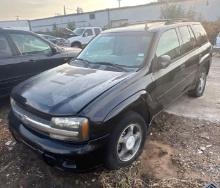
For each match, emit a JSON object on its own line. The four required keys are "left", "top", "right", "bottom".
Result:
{"left": 0, "top": 57, "right": 220, "bottom": 188}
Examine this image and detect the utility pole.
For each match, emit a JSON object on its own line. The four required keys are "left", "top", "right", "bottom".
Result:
{"left": 64, "top": 5, "right": 66, "bottom": 15}
{"left": 118, "top": 0, "right": 122, "bottom": 8}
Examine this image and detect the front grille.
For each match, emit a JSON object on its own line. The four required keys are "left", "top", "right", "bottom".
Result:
{"left": 204, "top": 183, "right": 218, "bottom": 188}
{"left": 11, "top": 99, "right": 79, "bottom": 140}
{"left": 11, "top": 100, "right": 51, "bottom": 135}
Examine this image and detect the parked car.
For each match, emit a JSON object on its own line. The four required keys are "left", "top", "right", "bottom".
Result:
{"left": 216, "top": 32, "right": 220, "bottom": 47}
{"left": 39, "top": 34, "right": 71, "bottom": 47}
{"left": 68, "top": 27, "right": 102, "bottom": 48}
{"left": 9, "top": 21, "right": 212, "bottom": 171}
{"left": 0, "top": 28, "right": 81, "bottom": 98}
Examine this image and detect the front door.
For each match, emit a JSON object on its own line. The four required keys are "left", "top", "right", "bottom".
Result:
{"left": 151, "top": 28, "right": 185, "bottom": 107}
{"left": 0, "top": 33, "right": 18, "bottom": 97}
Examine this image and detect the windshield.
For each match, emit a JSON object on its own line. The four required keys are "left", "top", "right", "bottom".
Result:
{"left": 73, "top": 28, "right": 85, "bottom": 36}
{"left": 76, "top": 32, "right": 153, "bottom": 70}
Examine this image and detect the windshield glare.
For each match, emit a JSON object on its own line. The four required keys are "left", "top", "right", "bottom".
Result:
{"left": 77, "top": 32, "right": 152, "bottom": 69}
{"left": 73, "top": 28, "right": 85, "bottom": 36}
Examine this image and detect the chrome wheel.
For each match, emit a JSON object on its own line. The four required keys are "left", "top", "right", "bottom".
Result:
{"left": 117, "top": 123, "right": 142, "bottom": 162}
{"left": 197, "top": 72, "right": 206, "bottom": 94}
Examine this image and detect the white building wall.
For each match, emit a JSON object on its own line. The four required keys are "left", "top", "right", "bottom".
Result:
{"left": 0, "top": 20, "right": 30, "bottom": 31}
{"left": 1, "top": 0, "right": 220, "bottom": 32}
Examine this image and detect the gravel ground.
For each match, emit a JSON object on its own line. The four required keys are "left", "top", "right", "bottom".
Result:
{"left": 1, "top": 55, "right": 220, "bottom": 188}
{"left": 0, "top": 100, "right": 219, "bottom": 188}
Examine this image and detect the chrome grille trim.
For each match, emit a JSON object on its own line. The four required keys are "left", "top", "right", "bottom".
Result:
{"left": 11, "top": 100, "right": 79, "bottom": 137}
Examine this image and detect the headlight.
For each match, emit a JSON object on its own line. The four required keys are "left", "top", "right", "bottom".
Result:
{"left": 50, "top": 117, "right": 89, "bottom": 141}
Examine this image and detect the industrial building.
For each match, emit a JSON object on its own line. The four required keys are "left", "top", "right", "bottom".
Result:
{"left": 0, "top": 0, "right": 219, "bottom": 32}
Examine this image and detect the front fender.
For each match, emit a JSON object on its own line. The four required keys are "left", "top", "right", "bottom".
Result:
{"left": 104, "top": 90, "right": 157, "bottom": 123}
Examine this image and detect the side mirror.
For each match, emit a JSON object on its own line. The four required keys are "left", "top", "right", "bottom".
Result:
{"left": 157, "top": 55, "right": 171, "bottom": 69}
{"left": 83, "top": 32, "right": 88, "bottom": 37}
{"left": 50, "top": 46, "right": 58, "bottom": 55}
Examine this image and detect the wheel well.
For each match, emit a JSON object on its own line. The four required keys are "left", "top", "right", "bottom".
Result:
{"left": 71, "top": 41, "right": 81, "bottom": 47}
{"left": 132, "top": 105, "right": 150, "bottom": 125}
{"left": 203, "top": 60, "right": 211, "bottom": 75}
{"left": 118, "top": 100, "right": 150, "bottom": 126}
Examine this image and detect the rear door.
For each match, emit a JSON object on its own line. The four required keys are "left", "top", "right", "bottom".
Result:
{"left": 151, "top": 28, "right": 185, "bottom": 107}
{"left": 7, "top": 32, "right": 66, "bottom": 79}
{"left": 177, "top": 25, "right": 198, "bottom": 91}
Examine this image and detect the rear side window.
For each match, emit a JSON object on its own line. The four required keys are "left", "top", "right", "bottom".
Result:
{"left": 84, "top": 29, "right": 93, "bottom": 37}
{"left": 0, "top": 34, "right": 12, "bottom": 59}
{"left": 156, "top": 29, "right": 180, "bottom": 60}
{"left": 94, "top": 28, "right": 101, "bottom": 36}
{"left": 191, "top": 24, "right": 208, "bottom": 46}
{"left": 179, "top": 26, "right": 194, "bottom": 54}
{"left": 10, "top": 33, "right": 52, "bottom": 55}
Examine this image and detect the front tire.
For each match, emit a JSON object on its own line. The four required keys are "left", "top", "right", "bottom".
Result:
{"left": 105, "top": 112, "right": 147, "bottom": 170}
{"left": 189, "top": 67, "right": 207, "bottom": 97}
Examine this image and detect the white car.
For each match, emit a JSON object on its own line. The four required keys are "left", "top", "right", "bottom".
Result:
{"left": 68, "top": 27, "right": 102, "bottom": 48}
{"left": 216, "top": 32, "right": 220, "bottom": 47}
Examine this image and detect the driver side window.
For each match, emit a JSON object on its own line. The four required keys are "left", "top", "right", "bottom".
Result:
{"left": 10, "top": 33, "right": 52, "bottom": 55}
{"left": 83, "top": 29, "right": 93, "bottom": 37}
{"left": 156, "top": 29, "right": 180, "bottom": 60}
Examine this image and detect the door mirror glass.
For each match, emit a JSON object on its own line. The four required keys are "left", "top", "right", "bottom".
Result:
{"left": 158, "top": 55, "right": 171, "bottom": 69}
{"left": 83, "top": 32, "right": 88, "bottom": 37}
{"left": 50, "top": 46, "right": 58, "bottom": 55}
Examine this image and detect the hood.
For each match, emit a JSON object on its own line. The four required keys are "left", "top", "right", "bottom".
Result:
{"left": 59, "top": 46, "right": 81, "bottom": 55}
{"left": 12, "top": 64, "right": 131, "bottom": 116}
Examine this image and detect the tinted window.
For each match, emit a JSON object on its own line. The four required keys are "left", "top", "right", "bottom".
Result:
{"left": 191, "top": 24, "right": 208, "bottom": 45}
{"left": 0, "top": 35, "right": 12, "bottom": 58}
{"left": 94, "top": 28, "right": 101, "bottom": 36}
{"left": 77, "top": 33, "right": 153, "bottom": 68}
{"left": 84, "top": 29, "right": 93, "bottom": 37}
{"left": 10, "top": 33, "right": 52, "bottom": 55}
{"left": 179, "top": 26, "right": 194, "bottom": 54}
{"left": 156, "top": 29, "right": 180, "bottom": 60}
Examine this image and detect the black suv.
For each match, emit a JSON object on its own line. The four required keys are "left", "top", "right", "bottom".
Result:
{"left": 0, "top": 28, "right": 81, "bottom": 98}
{"left": 8, "top": 21, "right": 212, "bottom": 171}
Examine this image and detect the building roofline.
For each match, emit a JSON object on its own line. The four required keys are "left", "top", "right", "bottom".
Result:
{"left": 31, "top": 0, "right": 195, "bottom": 22}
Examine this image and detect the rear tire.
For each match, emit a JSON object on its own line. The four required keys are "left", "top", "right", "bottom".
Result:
{"left": 189, "top": 67, "right": 207, "bottom": 98}
{"left": 105, "top": 111, "right": 147, "bottom": 170}
{"left": 71, "top": 42, "right": 82, "bottom": 48}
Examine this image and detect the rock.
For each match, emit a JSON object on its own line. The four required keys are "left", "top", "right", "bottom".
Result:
{"left": 5, "top": 141, "right": 12, "bottom": 146}
{"left": 200, "top": 132, "right": 210, "bottom": 140}
{"left": 198, "top": 150, "right": 203, "bottom": 154}
{"left": 75, "top": 180, "right": 79, "bottom": 185}
{"left": 200, "top": 146, "right": 206, "bottom": 151}
{"left": 206, "top": 145, "right": 212, "bottom": 148}
{"left": 0, "top": 119, "right": 2, "bottom": 123}
{"left": 91, "top": 179, "right": 96, "bottom": 183}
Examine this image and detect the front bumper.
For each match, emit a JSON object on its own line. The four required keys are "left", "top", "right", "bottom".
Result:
{"left": 8, "top": 111, "right": 108, "bottom": 171}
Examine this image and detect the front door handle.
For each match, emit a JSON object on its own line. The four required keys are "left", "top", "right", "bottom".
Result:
{"left": 29, "top": 59, "right": 36, "bottom": 63}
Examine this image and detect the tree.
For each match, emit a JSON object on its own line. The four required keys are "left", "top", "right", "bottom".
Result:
{"left": 67, "top": 22, "right": 76, "bottom": 30}
{"left": 160, "top": 4, "right": 185, "bottom": 19}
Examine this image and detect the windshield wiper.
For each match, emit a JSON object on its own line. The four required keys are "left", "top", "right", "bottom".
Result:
{"left": 74, "top": 58, "right": 92, "bottom": 66}
{"left": 94, "top": 62, "right": 128, "bottom": 72}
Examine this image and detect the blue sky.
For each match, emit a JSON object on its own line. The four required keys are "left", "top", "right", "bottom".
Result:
{"left": 0, "top": 0, "right": 157, "bottom": 21}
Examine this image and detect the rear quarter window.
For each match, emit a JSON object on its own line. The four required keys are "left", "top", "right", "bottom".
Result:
{"left": 191, "top": 24, "right": 208, "bottom": 46}
{"left": 156, "top": 29, "right": 180, "bottom": 60}
{"left": 178, "top": 26, "right": 194, "bottom": 54}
